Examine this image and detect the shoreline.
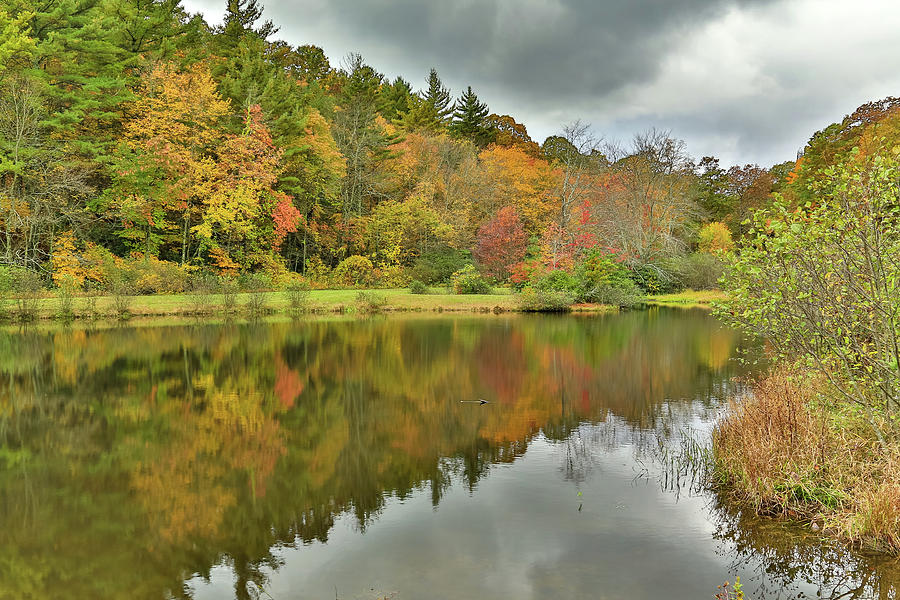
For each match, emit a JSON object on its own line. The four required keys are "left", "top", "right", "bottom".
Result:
{"left": 0, "top": 288, "right": 720, "bottom": 324}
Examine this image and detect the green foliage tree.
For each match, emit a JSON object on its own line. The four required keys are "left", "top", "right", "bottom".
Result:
{"left": 696, "top": 156, "right": 733, "bottom": 224}
{"left": 718, "top": 151, "right": 900, "bottom": 441}
{"left": 378, "top": 76, "right": 413, "bottom": 121}
{"left": 22, "top": 0, "right": 133, "bottom": 162}
{"left": 332, "top": 54, "right": 398, "bottom": 221}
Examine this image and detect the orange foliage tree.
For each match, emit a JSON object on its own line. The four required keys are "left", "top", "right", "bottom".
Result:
{"left": 477, "top": 145, "right": 559, "bottom": 235}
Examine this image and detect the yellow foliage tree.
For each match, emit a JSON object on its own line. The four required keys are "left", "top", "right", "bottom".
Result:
{"left": 698, "top": 221, "right": 734, "bottom": 254}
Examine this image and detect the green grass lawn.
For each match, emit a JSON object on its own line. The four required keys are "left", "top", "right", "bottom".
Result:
{"left": 3, "top": 286, "right": 721, "bottom": 323}
{"left": 10, "top": 287, "right": 519, "bottom": 320}
{"left": 644, "top": 289, "right": 726, "bottom": 306}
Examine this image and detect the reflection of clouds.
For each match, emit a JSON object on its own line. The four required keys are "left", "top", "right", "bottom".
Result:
{"left": 188, "top": 421, "right": 899, "bottom": 600}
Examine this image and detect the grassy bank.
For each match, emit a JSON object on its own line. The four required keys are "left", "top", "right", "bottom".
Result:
{"left": 645, "top": 289, "right": 726, "bottom": 307}
{"left": 712, "top": 369, "right": 900, "bottom": 554}
{"left": 0, "top": 286, "right": 719, "bottom": 323}
{"left": 0, "top": 287, "right": 528, "bottom": 321}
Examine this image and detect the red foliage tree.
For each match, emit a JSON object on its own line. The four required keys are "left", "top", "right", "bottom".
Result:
{"left": 474, "top": 206, "right": 527, "bottom": 280}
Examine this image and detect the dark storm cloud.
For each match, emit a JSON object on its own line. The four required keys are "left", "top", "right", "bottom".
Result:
{"left": 183, "top": 0, "right": 900, "bottom": 166}
{"left": 263, "top": 0, "right": 776, "bottom": 99}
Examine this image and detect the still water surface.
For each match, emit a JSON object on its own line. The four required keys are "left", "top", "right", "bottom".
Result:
{"left": 1, "top": 309, "right": 898, "bottom": 599}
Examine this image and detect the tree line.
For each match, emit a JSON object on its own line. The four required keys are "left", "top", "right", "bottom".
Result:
{"left": 0, "top": 0, "right": 828, "bottom": 297}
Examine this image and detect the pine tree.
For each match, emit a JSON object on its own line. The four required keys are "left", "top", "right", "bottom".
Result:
{"left": 378, "top": 76, "right": 413, "bottom": 121}
{"left": 421, "top": 68, "right": 452, "bottom": 124}
{"left": 217, "top": 0, "right": 277, "bottom": 53}
{"left": 450, "top": 86, "right": 492, "bottom": 146}
{"left": 22, "top": 0, "right": 133, "bottom": 161}
{"left": 106, "top": 0, "right": 205, "bottom": 59}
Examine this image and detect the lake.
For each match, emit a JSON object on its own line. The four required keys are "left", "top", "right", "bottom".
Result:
{"left": 0, "top": 309, "right": 897, "bottom": 599}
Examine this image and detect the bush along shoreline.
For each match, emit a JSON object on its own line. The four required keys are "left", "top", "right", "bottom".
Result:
{"left": 0, "top": 241, "right": 728, "bottom": 323}
{"left": 713, "top": 151, "right": 900, "bottom": 555}
{"left": 712, "top": 368, "right": 900, "bottom": 554}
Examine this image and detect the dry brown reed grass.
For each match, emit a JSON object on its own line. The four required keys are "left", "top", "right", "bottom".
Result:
{"left": 713, "top": 367, "right": 900, "bottom": 554}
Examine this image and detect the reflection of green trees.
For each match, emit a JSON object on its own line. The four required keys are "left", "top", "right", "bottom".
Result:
{"left": 0, "top": 311, "right": 748, "bottom": 599}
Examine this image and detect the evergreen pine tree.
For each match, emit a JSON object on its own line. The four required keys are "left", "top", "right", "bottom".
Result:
{"left": 217, "top": 0, "right": 277, "bottom": 53}
{"left": 378, "top": 76, "right": 413, "bottom": 121}
{"left": 450, "top": 86, "right": 492, "bottom": 146}
{"left": 107, "top": 0, "right": 205, "bottom": 59}
{"left": 421, "top": 68, "right": 452, "bottom": 124}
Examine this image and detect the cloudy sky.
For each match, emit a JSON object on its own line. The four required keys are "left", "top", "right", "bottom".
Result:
{"left": 182, "top": 0, "right": 900, "bottom": 167}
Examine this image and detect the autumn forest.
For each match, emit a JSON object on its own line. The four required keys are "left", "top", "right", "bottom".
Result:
{"left": 0, "top": 0, "right": 818, "bottom": 300}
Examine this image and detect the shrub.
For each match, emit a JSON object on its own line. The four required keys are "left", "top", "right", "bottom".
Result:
{"left": 190, "top": 271, "right": 222, "bottom": 294}
{"left": 517, "top": 287, "right": 574, "bottom": 312}
{"left": 127, "top": 256, "right": 191, "bottom": 295}
{"left": 450, "top": 265, "right": 491, "bottom": 294}
{"left": 188, "top": 271, "right": 219, "bottom": 315}
{"left": 10, "top": 268, "right": 42, "bottom": 322}
{"left": 629, "top": 263, "right": 678, "bottom": 294}
{"left": 409, "top": 280, "right": 428, "bottom": 294}
{"left": 303, "top": 255, "right": 332, "bottom": 288}
{"left": 55, "top": 275, "right": 77, "bottom": 322}
{"left": 518, "top": 251, "right": 642, "bottom": 307}
{"left": 220, "top": 279, "right": 238, "bottom": 316}
{"left": 286, "top": 280, "right": 311, "bottom": 316}
{"left": 355, "top": 291, "right": 388, "bottom": 314}
{"left": 0, "top": 266, "right": 18, "bottom": 293}
{"left": 82, "top": 294, "right": 100, "bottom": 321}
{"left": 589, "top": 282, "right": 642, "bottom": 308}
{"left": 245, "top": 291, "right": 269, "bottom": 319}
{"left": 94, "top": 255, "right": 191, "bottom": 295}
{"left": 410, "top": 248, "right": 470, "bottom": 285}
{"left": 334, "top": 255, "right": 376, "bottom": 287}
{"left": 534, "top": 270, "right": 579, "bottom": 295}
{"left": 112, "top": 284, "right": 133, "bottom": 321}
{"left": 666, "top": 253, "right": 726, "bottom": 290}
{"left": 237, "top": 272, "right": 272, "bottom": 292}
{"left": 374, "top": 263, "right": 409, "bottom": 287}
{"left": 509, "top": 256, "right": 545, "bottom": 291}
{"left": 574, "top": 250, "right": 631, "bottom": 291}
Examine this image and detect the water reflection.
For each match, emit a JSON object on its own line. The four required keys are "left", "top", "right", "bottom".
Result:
{"left": 0, "top": 310, "right": 896, "bottom": 599}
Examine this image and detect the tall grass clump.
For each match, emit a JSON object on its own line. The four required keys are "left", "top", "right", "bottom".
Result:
{"left": 55, "top": 278, "right": 76, "bottom": 323}
{"left": 285, "top": 280, "right": 311, "bottom": 317}
{"left": 355, "top": 291, "right": 388, "bottom": 314}
{"left": 11, "top": 268, "right": 42, "bottom": 322}
{"left": 713, "top": 369, "right": 900, "bottom": 553}
{"left": 245, "top": 291, "right": 269, "bottom": 319}
{"left": 220, "top": 279, "right": 238, "bottom": 317}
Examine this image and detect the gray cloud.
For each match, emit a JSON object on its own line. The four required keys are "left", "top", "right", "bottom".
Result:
{"left": 183, "top": 0, "right": 900, "bottom": 166}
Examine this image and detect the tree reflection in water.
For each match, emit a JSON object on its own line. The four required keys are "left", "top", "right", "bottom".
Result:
{"left": 0, "top": 311, "right": 895, "bottom": 599}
